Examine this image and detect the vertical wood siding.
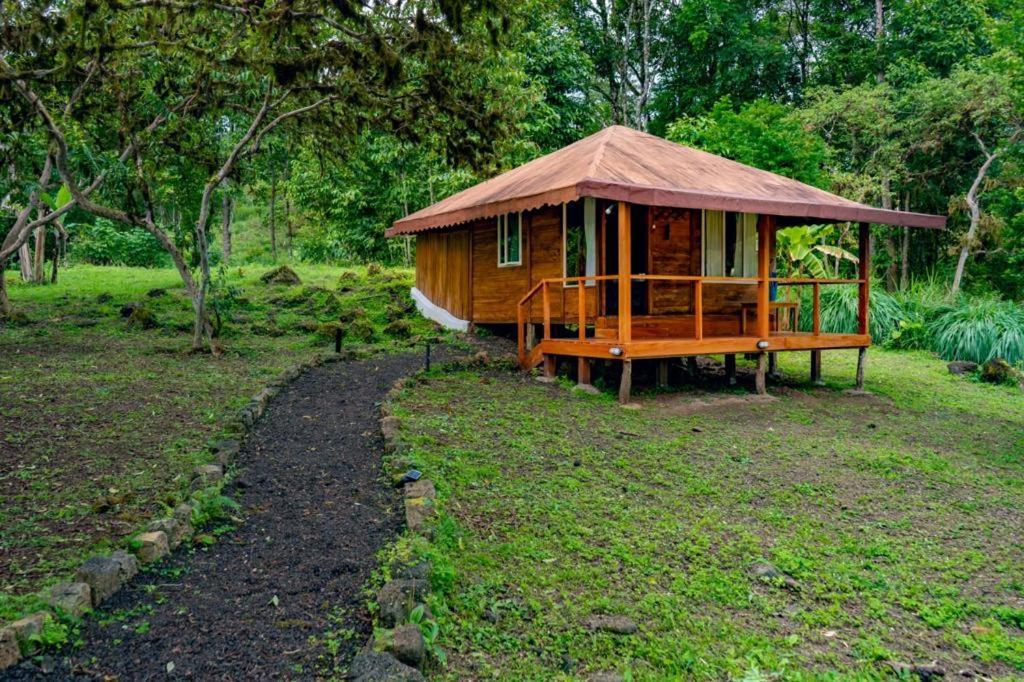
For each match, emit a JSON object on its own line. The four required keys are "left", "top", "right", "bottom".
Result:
{"left": 415, "top": 229, "right": 471, "bottom": 320}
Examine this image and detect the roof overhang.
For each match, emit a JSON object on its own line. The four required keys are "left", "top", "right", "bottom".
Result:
{"left": 387, "top": 178, "right": 946, "bottom": 236}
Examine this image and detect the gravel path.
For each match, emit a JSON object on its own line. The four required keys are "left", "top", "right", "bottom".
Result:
{"left": 6, "top": 351, "right": 441, "bottom": 680}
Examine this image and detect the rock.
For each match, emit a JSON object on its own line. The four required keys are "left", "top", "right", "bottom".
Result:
{"left": 394, "top": 561, "right": 431, "bottom": 581}
{"left": 404, "top": 497, "right": 435, "bottom": 533}
{"left": 573, "top": 383, "right": 601, "bottom": 395}
{"left": 46, "top": 582, "right": 92, "bottom": 617}
{"left": 403, "top": 479, "right": 435, "bottom": 500}
{"left": 534, "top": 375, "right": 556, "bottom": 384}
{"left": 981, "top": 358, "right": 1016, "bottom": 384}
{"left": 212, "top": 439, "right": 241, "bottom": 465}
{"left": 391, "top": 624, "right": 425, "bottom": 667}
{"left": 886, "top": 661, "right": 945, "bottom": 681}
{"left": 348, "top": 651, "right": 424, "bottom": 681}
{"left": 260, "top": 265, "right": 301, "bottom": 285}
{"left": 76, "top": 551, "right": 138, "bottom": 606}
{"left": 582, "top": 615, "right": 638, "bottom": 635}
{"left": 134, "top": 531, "right": 169, "bottom": 563}
{"left": 750, "top": 561, "right": 800, "bottom": 590}
{"left": 377, "top": 579, "right": 429, "bottom": 627}
{"left": 8, "top": 612, "right": 49, "bottom": 648}
{"left": 194, "top": 463, "right": 224, "bottom": 483}
{"left": 173, "top": 503, "right": 194, "bottom": 526}
{"left": 947, "top": 361, "right": 978, "bottom": 376}
{"left": 0, "top": 628, "right": 19, "bottom": 671}
{"left": 148, "top": 518, "right": 187, "bottom": 549}
{"left": 380, "top": 416, "right": 401, "bottom": 442}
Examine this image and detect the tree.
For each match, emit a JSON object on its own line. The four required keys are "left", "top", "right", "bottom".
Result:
{"left": 1, "top": 0, "right": 514, "bottom": 346}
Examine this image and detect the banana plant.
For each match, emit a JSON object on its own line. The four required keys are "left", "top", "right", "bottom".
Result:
{"left": 776, "top": 225, "right": 858, "bottom": 279}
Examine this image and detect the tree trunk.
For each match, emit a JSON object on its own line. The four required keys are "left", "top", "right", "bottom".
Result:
{"left": 0, "top": 259, "right": 11, "bottom": 317}
{"left": 875, "top": 0, "right": 885, "bottom": 83}
{"left": 18, "top": 243, "right": 31, "bottom": 281}
{"left": 32, "top": 227, "right": 46, "bottom": 282}
{"left": 269, "top": 175, "right": 278, "bottom": 261}
{"left": 50, "top": 228, "right": 59, "bottom": 284}
{"left": 951, "top": 143, "right": 999, "bottom": 296}
{"left": 221, "top": 194, "right": 233, "bottom": 263}
{"left": 284, "top": 195, "right": 293, "bottom": 258}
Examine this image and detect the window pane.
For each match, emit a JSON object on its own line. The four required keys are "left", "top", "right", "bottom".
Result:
{"left": 725, "top": 212, "right": 738, "bottom": 276}
{"left": 742, "top": 214, "right": 758, "bottom": 276}
{"left": 564, "top": 200, "right": 585, "bottom": 282}
{"left": 506, "top": 213, "right": 520, "bottom": 264}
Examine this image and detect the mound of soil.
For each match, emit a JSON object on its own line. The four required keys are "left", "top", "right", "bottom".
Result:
{"left": 259, "top": 265, "right": 302, "bottom": 285}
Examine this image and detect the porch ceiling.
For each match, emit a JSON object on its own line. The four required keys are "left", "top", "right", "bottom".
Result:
{"left": 388, "top": 126, "right": 945, "bottom": 236}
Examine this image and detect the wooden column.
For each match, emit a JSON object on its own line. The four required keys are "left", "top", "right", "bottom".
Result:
{"left": 856, "top": 347, "right": 867, "bottom": 391}
{"left": 656, "top": 360, "right": 669, "bottom": 388}
{"left": 578, "top": 358, "right": 591, "bottom": 386}
{"left": 543, "top": 354, "right": 556, "bottom": 378}
{"left": 619, "top": 359, "right": 632, "bottom": 404}
{"left": 687, "top": 356, "right": 698, "bottom": 375}
{"left": 810, "top": 350, "right": 823, "bottom": 385}
{"left": 617, "top": 202, "right": 632, "bottom": 345}
{"left": 756, "top": 215, "right": 773, "bottom": 340}
{"left": 724, "top": 354, "right": 737, "bottom": 386}
{"left": 768, "top": 352, "right": 778, "bottom": 378}
{"left": 755, "top": 351, "right": 768, "bottom": 395}
{"left": 858, "top": 222, "right": 870, "bottom": 336}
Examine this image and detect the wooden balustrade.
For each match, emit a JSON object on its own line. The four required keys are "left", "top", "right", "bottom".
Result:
{"left": 516, "top": 273, "right": 866, "bottom": 366}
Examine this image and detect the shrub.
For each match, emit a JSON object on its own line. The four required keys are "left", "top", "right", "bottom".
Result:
{"left": 930, "top": 298, "right": 1024, "bottom": 365}
{"left": 70, "top": 218, "right": 168, "bottom": 267}
{"left": 797, "top": 283, "right": 903, "bottom": 344}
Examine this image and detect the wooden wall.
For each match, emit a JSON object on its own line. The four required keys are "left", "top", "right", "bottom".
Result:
{"left": 415, "top": 229, "right": 471, "bottom": 320}
{"left": 648, "top": 207, "right": 698, "bottom": 313}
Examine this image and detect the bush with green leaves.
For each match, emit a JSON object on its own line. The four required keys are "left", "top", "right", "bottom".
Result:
{"left": 70, "top": 219, "right": 169, "bottom": 268}
{"left": 795, "top": 283, "right": 904, "bottom": 344}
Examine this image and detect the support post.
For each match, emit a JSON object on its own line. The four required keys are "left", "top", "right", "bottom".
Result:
{"left": 617, "top": 202, "right": 632, "bottom": 346}
{"left": 856, "top": 347, "right": 867, "bottom": 391}
{"left": 687, "top": 356, "right": 699, "bottom": 376}
{"left": 525, "top": 323, "right": 537, "bottom": 351}
{"left": 656, "top": 360, "right": 669, "bottom": 388}
{"left": 578, "top": 357, "right": 591, "bottom": 387}
{"left": 810, "top": 350, "right": 823, "bottom": 385}
{"left": 694, "top": 280, "right": 703, "bottom": 340}
{"left": 724, "top": 354, "right": 737, "bottom": 386}
{"left": 756, "top": 215, "right": 773, "bottom": 341}
{"left": 768, "top": 352, "right": 779, "bottom": 379}
{"left": 618, "top": 359, "right": 632, "bottom": 404}
{"left": 858, "top": 222, "right": 870, "bottom": 336}
{"left": 755, "top": 352, "right": 768, "bottom": 395}
{"left": 543, "top": 354, "right": 556, "bottom": 379}
{"left": 542, "top": 281, "right": 551, "bottom": 341}
{"left": 812, "top": 282, "right": 821, "bottom": 336}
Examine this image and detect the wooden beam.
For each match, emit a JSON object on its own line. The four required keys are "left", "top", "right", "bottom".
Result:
{"left": 542, "top": 281, "right": 551, "bottom": 340}
{"left": 657, "top": 360, "right": 669, "bottom": 388}
{"left": 619, "top": 359, "right": 632, "bottom": 404}
{"left": 617, "top": 202, "right": 632, "bottom": 344}
{"left": 756, "top": 214, "right": 773, "bottom": 339}
{"left": 856, "top": 347, "right": 867, "bottom": 390}
{"left": 858, "top": 222, "right": 870, "bottom": 336}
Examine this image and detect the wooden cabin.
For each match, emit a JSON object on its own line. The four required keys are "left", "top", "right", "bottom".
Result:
{"left": 387, "top": 126, "right": 945, "bottom": 401}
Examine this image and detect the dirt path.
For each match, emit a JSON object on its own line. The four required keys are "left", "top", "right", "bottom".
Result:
{"left": 8, "top": 351, "right": 443, "bottom": 680}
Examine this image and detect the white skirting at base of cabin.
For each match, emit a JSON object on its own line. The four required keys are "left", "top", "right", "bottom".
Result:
{"left": 410, "top": 287, "right": 470, "bottom": 332}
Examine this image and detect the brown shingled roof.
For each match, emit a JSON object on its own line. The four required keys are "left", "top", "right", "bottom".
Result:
{"left": 387, "top": 125, "right": 945, "bottom": 235}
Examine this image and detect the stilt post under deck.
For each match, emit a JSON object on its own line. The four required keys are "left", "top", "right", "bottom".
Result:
{"left": 810, "top": 350, "right": 823, "bottom": 385}
{"left": 724, "top": 354, "right": 737, "bottom": 386}
{"left": 755, "top": 352, "right": 768, "bottom": 395}
{"left": 656, "top": 360, "right": 669, "bottom": 388}
{"left": 617, "top": 202, "right": 632, "bottom": 346}
{"left": 577, "top": 358, "right": 591, "bottom": 387}
{"left": 856, "top": 347, "right": 867, "bottom": 391}
{"left": 543, "top": 354, "right": 556, "bottom": 379}
{"left": 619, "top": 359, "right": 633, "bottom": 404}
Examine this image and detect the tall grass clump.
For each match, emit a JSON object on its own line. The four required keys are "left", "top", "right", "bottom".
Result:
{"left": 930, "top": 298, "right": 1024, "bottom": 365}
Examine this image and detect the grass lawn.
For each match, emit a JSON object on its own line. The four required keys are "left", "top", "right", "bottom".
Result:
{"left": 0, "top": 263, "right": 436, "bottom": 613}
{"left": 388, "top": 349, "right": 1024, "bottom": 680}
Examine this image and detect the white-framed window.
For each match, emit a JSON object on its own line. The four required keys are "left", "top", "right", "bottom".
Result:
{"left": 563, "top": 198, "right": 597, "bottom": 286}
{"left": 497, "top": 212, "right": 522, "bottom": 267}
{"left": 702, "top": 210, "right": 758, "bottom": 277}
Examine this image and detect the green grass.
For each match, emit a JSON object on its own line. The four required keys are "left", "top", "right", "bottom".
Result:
{"left": 387, "top": 349, "right": 1024, "bottom": 680}
{"left": 0, "top": 263, "right": 439, "bottom": 604}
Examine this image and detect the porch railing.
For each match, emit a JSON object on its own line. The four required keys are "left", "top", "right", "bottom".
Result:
{"left": 516, "top": 274, "right": 865, "bottom": 364}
